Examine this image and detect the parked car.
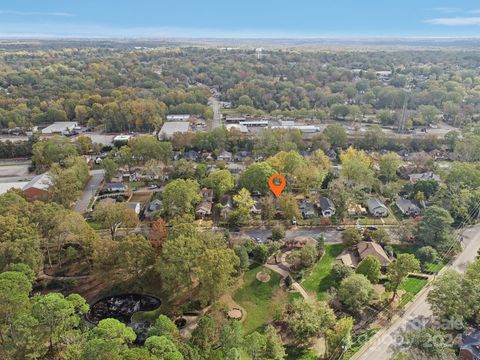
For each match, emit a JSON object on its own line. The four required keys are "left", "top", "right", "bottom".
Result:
{"left": 336, "top": 226, "right": 346, "bottom": 231}
{"left": 367, "top": 226, "right": 378, "bottom": 231}
{"left": 291, "top": 217, "right": 297, "bottom": 225}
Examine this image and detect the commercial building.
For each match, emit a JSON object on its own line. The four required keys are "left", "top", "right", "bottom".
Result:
{"left": 158, "top": 122, "right": 190, "bottom": 139}
{"left": 22, "top": 173, "right": 52, "bottom": 201}
{"left": 166, "top": 114, "right": 191, "bottom": 121}
{"left": 41, "top": 122, "right": 79, "bottom": 135}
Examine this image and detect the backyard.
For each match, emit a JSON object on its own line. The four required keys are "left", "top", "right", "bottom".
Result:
{"left": 301, "top": 244, "right": 345, "bottom": 300}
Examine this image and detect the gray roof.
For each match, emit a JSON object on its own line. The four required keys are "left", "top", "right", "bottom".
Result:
{"left": 41, "top": 121, "right": 78, "bottom": 134}
{"left": 319, "top": 197, "right": 335, "bottom": 210}
{"left": 366, "top": 198, "right": 387, "bottom": 210}
{"left": 395, "top": 197, "right": 420, "bottom": 213}
{"left": 159, "top": 121, "right": 190, "bottom": 138}
{"left": 23, "top": 173, "right": 52, "bottom": 191}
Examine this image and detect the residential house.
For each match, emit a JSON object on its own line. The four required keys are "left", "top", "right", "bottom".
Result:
{"left": 366, "top": 198, "right": 388, "bottom": 217}
{"left": 199, "top": 188, "right": 213, "bottom": 201}
{"left": 250, "top": 199, "right": 262, "bottom": 216}
{"left": 143, "top": 199, "right": 162, "bottom": 219}
{"left": 226, "top": 163, "right": 245, "bottom": 175}
{"left": 220, "top": 195, "right": 234, "bottom": 219}
{"left": 127, "top": 202, "right": 141, "bottom": 215}
{"left": 409, "top": 171, "right": 441, "bottom": 183}
{"left": 357, "top": 241, "right": 391, "bottom": 268}
{"left": 347, "top": 203, "right": 367, "bottom": 218}
{"left": 105, "top": 182, "right": 127, "bottom": 193}
{"left": 395, "top": 197, "right": 421, "bottom": 217}
{"left": 318, "top": 197, "right": 336, "bottom": 217}
{"left": 336, "top": 251, "right": 359, "bottom": 268}
{"left": 184, "top": 150, "right": 200, "bottom": 161}
{"left": 299, "top": 199, "right": 316, "bottom": 219}
{"left": 217, "top": 150, "right": 233, "bottom": 162}
{"left": 234, "top": 150, "right": 252, "bottom": 162}
{"left": 195, "top": 200, "right": 212, "bottom": 219}
{"left": 457, "top": 328, "right": 480, "bottom": 360}
{"left": 22, "top": 173, "right": 52, "bottom": 202}
{"left": 195, "top": 188, "right": 213, "bottom": 219}
{"left": 336, "top": 241, "right": 391, "bottom": 269}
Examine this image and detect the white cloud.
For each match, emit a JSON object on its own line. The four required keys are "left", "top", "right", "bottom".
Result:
{"left": 0, "top": 10, "right": 72, "bottom": 17}
{"left": 424, "top": 17, "right": 480, "bottom": 26}
{"left": 432, "top": 7, "right": 462, "bottom": 14}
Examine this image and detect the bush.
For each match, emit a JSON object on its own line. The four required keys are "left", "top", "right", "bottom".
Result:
{"left": 331, "top": 263, "right": 354, "bottom": 283}
{"left": 271, "top": 224, "right": 286, "bottom": 241}
{"left": 416, "top": 246, "right": 438, "bottom": 265}
{"left": 252, "top": 244, "right": 269, "bottom": 264}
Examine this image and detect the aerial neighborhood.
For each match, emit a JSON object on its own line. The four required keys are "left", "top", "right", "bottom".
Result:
{"left": 1, "top": 41, "right": 480, "bottom": 360}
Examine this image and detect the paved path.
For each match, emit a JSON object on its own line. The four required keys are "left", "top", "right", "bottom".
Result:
{"left": 355, "top": 225, "right": 480, "bottom": 360}
{"left": 265, "top": 251, "right": 311, "bottom": 300}
{"left": 74, "top": 169, "right": 104, "bottom": 214}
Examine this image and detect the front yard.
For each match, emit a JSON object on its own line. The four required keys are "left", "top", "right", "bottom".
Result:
{"left": 301, "top": 244, "right": 345, "bottom": 300}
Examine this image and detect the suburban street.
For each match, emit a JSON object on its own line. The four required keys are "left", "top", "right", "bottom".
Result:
{"left": 355, "top": 224, "right": 480, "bottom": 360}
{"left": 242, "top": 226, "right": 343, "bottom": 243}
{"left": 73, "top": 169, "right": 105, "bottom": 214}
{"left": 208, "top": 96, "right": 222, "bottom": 129}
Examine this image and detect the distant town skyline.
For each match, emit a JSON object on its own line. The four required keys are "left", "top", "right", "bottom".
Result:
{"left": 1, "top": 0, "right": 480, "bottom": 38}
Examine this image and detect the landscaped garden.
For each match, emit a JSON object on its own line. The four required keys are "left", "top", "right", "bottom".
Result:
{"left": 233, "top": 265, "right": 286, "bottom": 333}
{"left": 301, "top": 243, "right": 345, "bottom": 300}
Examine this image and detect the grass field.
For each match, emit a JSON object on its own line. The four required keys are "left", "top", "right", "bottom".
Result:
{"left": 301, "top": 244, "right": 345, "bottom": 300}
{"left": 399, "top": 276, "right": 428, "bottom": 307}
{"left": 391, "top": 244, "right": 446, "bottom": 273}
{"left": 233, "top": 265, "right": 285, "bottom": 333}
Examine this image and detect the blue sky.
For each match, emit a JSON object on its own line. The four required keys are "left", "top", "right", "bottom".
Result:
{"left": 1, "top": 0, "right": 480, "bottom": 38}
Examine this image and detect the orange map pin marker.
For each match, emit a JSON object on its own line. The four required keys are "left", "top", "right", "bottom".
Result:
{"left": 269, "top": 174, "right": 286, "bottom": 197}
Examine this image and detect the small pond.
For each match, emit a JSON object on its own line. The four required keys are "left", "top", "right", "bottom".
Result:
{"left": 87, "top": 293, "right": 161, "bottom": 343}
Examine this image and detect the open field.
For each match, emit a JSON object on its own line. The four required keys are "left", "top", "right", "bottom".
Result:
{"left": 302, "top": 244, "right": 345, "bottom": 300}
{"left": 233, "top": 265, "right": 286, "bottom": 333}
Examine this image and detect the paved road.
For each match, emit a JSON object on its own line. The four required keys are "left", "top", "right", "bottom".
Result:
{"left": 74, "top": 169, "right": 105, "bottom": 214}
{"left": 242, "top": 226, "right": 342, "bottom": 243}
{"left": 356, "top": 225, "right": 480, "bottom": 360}
{"left": 209, "top": 96, "right": 222, "bottom": 129}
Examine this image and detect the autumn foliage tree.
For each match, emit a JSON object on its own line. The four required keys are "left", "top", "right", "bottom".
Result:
{"left": 148, "top": 218, "right": 168, "bottom": 253}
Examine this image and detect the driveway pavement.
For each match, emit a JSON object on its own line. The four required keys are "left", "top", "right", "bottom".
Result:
{"left": 74, "top": 169, "right": 105, "bottom": 214}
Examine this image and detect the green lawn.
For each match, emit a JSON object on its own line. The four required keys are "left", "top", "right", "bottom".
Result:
{"left": 391, "top": 244, "right": 446, "bottom": 273}
{"left": 302, "top": 244, "right": 345, "bottom": 300}
{"left": 233, "top": 265, "right": 284, "bottom": 334}
{"left": 399, "top": 276, "right": 428, "bottom": 307}
{"left": 86, "top": 219, "right": 104, "bottom": 230}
